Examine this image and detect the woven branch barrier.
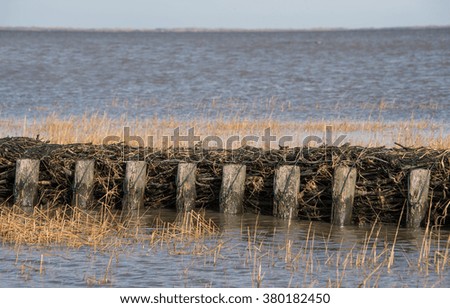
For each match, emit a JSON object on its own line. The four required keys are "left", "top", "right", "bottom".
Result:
{"left": 1, "top": 137, "right": 449, "bottom": 225}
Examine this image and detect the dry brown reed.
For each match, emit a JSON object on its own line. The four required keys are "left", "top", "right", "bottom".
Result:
{"left": 0, "top": 202, "right": 221, "bottom": 251}
{"left": 151, "top": 210, "right": 218, "bottom": 242}
{"left": 0, "top": 205, "right": 133, "bottom": 249}
{"left": 2, "top": 204, "right": 450, "bottom": 287}
{"left": 149, "top": 210, "right": 220, "bottom": 256}
{"left": 1, "top": 113, "right": 449, "bottom": 148}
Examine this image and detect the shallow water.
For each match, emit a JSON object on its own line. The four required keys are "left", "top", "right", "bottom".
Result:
{"left": 0, "top": 28, "right": 449, "bottom": 123}
{"left": 1, "top": 210, "right": 449, "bottom": 287}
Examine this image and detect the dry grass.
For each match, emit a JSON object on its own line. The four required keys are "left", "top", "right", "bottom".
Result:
{"left": 0, "top": 204, "right": 136, "bottom": 249}
{"left": 0, "top": 205, "right": 219, "bottom": 250}
{"left": 1, "top": 206, "right": 450, "bottom": 287}
{"left": 0, "top": 205, "right": 223, "bottom": 286}
{"left": 1, "top": 113, "right": 449, "bottom": 148}
{"left": 149, "top": 210, "right": 223, "bottom": 257}
{"left": 152, "top": 210, "right": 218, "bottom": 241}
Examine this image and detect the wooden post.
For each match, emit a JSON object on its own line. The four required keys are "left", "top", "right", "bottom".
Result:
{"left": 332, "top": 165, "right": 357, "bottom": 226}
{"left": 14, "top": 159, "right": 39, "bottom": 208}
{"left": 219, "top": 164, "right": 246, "bottom": 214}
{"left": 273, "top": 165, "right": 300, "bottom": 219}
{"left": 123, "top": 161, "right": 147, "bottom": 211}
{"left": 176, "top": 163, "right": 197, "bottom": 212}
{"left": 72, "top": 160, "right": 95, "bottom": 208}
{"left": 407, "top": 169, "right": 431, "bottom": 228}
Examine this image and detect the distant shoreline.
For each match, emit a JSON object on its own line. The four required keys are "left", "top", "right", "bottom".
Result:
{"left": 0, "top": 25, "right": 449, "bottom": 33}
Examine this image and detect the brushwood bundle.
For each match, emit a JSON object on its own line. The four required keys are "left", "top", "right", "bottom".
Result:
{"left": 0, "top": 137, "right": 449, "bottom": 225}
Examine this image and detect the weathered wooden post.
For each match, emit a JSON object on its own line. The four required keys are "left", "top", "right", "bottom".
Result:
{"left": 123, "top": 161, "right": 147, "bottom": 211}
{"left": 273, "top": 165, "right": 300, "bottom": 219}
{"left": 72, "top": 160, "right": 95, "bottom": 208}
{"left": 14, "top": 159, "right": 39, "bottom": 208}
{"left": 332, "top": 165, "right": 357, "bottom": 226}
{"left": 219, "top": 164, "right": 246, "bottom": 214}
{"left": 176, "top": 163, "right": 197, "bottom": 212}
{"left": 407, "top": 168, "right": 431, "bottom": 228}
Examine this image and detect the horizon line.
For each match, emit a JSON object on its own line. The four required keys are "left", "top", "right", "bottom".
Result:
{"left": 1, "top": 24, "right": 449, "bottom": 33}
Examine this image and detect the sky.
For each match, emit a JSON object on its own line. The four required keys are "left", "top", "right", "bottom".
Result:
{"left": 1, "top": 0, "right": 449, "bottom": 30}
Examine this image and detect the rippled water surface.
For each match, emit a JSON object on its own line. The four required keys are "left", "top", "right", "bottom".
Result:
{"left": 1, "top": 210, "right": 449, "bottom": 287}
{"left": 0, "top": 28, "right": 449, "bottom": 122}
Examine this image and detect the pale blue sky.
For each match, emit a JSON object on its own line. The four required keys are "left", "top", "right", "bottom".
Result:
{"left": 1, "top": 0, "right": 449, "bottom": 29}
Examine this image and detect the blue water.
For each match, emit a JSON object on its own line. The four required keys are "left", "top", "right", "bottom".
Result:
{"left": 0, "top": 28, "right": 449, "bottom": 122}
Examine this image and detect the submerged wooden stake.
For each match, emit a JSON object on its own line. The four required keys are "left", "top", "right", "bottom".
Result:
{"left": 332, "top": 165, "right": 357, "bottom": 226}
{"left": 14, "top": 159, "right": 39, "bottom": 208}
{"left": 219, "top": 164, "right": 246, "bottom": 214}
{"left": 176, "top": 163, "right": 197, "bottom": 212}
{"left": 407, "top": 168, "right": 431, "bottom": 228}
{"left": 123, "top": 161, "right": 147, "bottom": 211}
{"left": 273, "top": 165, "right": 300, "bottom": 219}
{"left": 72, "top": 160, "right": 95, "bottom": 208}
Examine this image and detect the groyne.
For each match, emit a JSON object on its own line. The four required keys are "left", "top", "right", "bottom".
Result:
{"left": 1, "top": 137, "right": 449, "bottom": 227}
